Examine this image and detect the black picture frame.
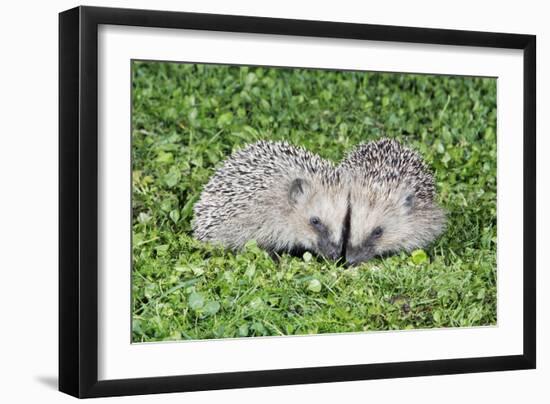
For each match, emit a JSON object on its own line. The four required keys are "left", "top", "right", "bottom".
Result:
{"left": 59, "top": 5, "right": 536, "bottom": 398}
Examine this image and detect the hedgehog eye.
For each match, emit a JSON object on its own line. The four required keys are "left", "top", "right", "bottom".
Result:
{"left": 309, "top": 216, "right": 323, "bottom": 229}
{"left": 372, "top": 226, "right": 384, "bottom": 238}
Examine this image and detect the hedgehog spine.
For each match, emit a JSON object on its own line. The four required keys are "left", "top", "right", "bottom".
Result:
{"left": 339, "top": 138, "right": 445, "bottom": 265}
{"left": 192, "top": 140, "right": 348, "bottom": 260}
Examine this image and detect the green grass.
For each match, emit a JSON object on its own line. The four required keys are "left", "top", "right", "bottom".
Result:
{"left": 131, "top": 61, "right": 497, "bottom": 342}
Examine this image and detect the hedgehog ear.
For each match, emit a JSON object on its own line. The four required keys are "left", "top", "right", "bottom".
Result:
{"left": 404, "top": 193, "right": 415, "bottom": 210}
{"left": 289, "top": 178, "right": 310, "bottom": 206}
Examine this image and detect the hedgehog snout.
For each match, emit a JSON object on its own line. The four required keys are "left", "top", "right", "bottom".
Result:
{"left": 316, "top": 239, "right": 343, "bottom": 261}
{"left": 345, "top": 245, "right": 375, "bottom": 266}
{"left": 327, "top": 247, "right": 340, "bottom": 261}
{"left": 325, "top": 244, "right": 341, "bottom": 261}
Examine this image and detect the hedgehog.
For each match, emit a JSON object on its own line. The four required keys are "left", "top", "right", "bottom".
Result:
{"left": 338, "top": 138, "right": 446, "bottom": 266}
{"left": 192, "top": 140, "right": 349, "bottom": 260}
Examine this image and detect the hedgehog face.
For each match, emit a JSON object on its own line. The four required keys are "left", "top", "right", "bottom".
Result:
{"left": 345, "top": 183, "right": 445, "bottom": 266}
{"left": 288, "top": 178, "right": 347, "bottom": 260}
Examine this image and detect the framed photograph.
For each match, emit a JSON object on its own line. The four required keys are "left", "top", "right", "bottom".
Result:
{"left": 59, "top": 5, "right": 536, "bottom": 398}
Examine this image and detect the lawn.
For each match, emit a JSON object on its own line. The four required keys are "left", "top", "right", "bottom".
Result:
{"left": 131, "top": 61, "right": 497, "bottom": 342}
